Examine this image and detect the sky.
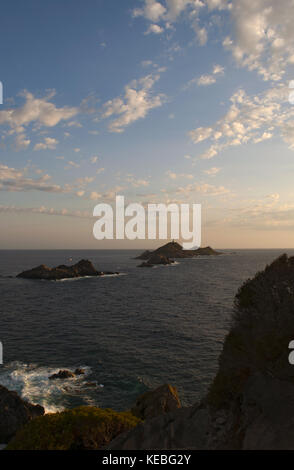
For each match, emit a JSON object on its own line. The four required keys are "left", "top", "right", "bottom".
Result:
{"left": 1, "top": 0, "right": 294, "bottom": 249}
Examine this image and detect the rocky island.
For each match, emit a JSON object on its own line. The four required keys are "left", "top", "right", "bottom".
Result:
{"left": 136, "top": 241, "right": 220, "bottom": 267}
{"left": 17, "top": 259, "right": 119, "bottom": 281}
{"left": 138, "top": 254, "right": 175, "bottom": 268}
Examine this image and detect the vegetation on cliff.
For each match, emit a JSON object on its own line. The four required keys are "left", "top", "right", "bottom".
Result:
{"left": 208, "top": 254, "right": 294, "bottom": 409}
{"left": 6, "top": 406, "right": 140, "bottom": 450}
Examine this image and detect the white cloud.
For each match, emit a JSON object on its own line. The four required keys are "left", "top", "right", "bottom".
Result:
{"left": 177, "top": 182, "right": 230, "bottom": 197}
{"left": 133, "top": 0, "right": 166, "bottom": 22}
{"left": 90, "top": 191, "right": 103, "bottom": 200}
{"left": 102, "top": 74, "right": 164, "bottom": 133}
{"left": 65, "top": 161, "right": 80, "bottom": 169}
{"left": 0, "top": 205, "right": 91, "bottom": 219}
{"left": 197, "top": 75, "right": 217, "bottom": 86}
{"left": 90, "top": 156, "right": 99, "bottom": 164}
{"left": 222, "top": 0, "right": 294, "bottom": 81}
{"left": 14, "top": 133, "right": 31, "bottom": 150}
{"left": 0, "top": 90, "right": 78, "bottom": 132}
{"left": 0, "top": 164, "right": 64, "bottom": 193}
{"left": 189, "top": 85, "right": 294, "bottom": 159}
{"left": 189, "top": 126, "right": 213, "bottom": 143}
{"left": 185, "top": 64, "right": 225, "bottom": 88}
{"left": 166, "top": 170, "right": 193, "bottom": 180}
{"left": 133, "top": 1, "right": 294, "bottom": 82}
{"left": 145, "top": 24, "right": 164, "bottom": 34}
{"left": 34, "top": 137, "right": 58, "bottom": 151}
{"left": 126, "top": 175, "right": 150, "bottom": 187}
{"left": 204, "top": 167, "right": 221, "bottom": 176}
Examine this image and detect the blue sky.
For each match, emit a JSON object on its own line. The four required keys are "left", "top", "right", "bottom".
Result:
{"left": 1, "top": 0, "right": 294, "bottom": 249}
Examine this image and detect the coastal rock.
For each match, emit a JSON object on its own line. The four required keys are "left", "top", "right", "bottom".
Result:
{"left": 74, "top": 368, "right": 85, "bottom": 376}
{"left": 131, "top": 384, "right": 181, "bottom": 420}
{"left": 136, "top": 241, "right": 220, "bottom": 262}
{"left": 137, "top": 254, "right": 174, "bottom": 268}
{"left": 49, "top": 370, "right": 75, "bottom": 380}
{"left": 109, "top": 254, "right": 294, "bottom": 450}
{"left": 138, "top": 262, "right": 154, "bottom": 268}
{"left": 16, "top": 259, "right": 118, "bottom": 281}
{"left": 0, "top": 385, "right": 44, "bottom": 443}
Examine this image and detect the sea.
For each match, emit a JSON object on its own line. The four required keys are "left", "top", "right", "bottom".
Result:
{"left": 0, "top": 248, "right": 292, "bottom": 413}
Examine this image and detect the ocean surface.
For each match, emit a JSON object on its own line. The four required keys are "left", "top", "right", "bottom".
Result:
{"left": 0, "top": 248, "right": 293, "bottom": 413}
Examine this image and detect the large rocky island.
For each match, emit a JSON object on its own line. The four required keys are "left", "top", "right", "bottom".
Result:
{"left": 4, "top": 254, "right": 294, "bottom": 449}
{"left": 136, "top": 241, "right": 220, "bottom": 267}
{"left": 17, "top": 259, "right": 119, "bottom": 281}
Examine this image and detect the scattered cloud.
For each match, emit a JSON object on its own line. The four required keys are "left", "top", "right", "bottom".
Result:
{"left": 145, "top": 24, "right": 164, "bottom": 34}
{"left": 204, "top": 167, "right": 221, "bottom": 176}
{"left": 102, "top": 74, "right": 165, "bottom": 133}
{"left": 0, "top": 90, "right": 78, "bottom": 134}
{"left": 189, "top": 85, "right": 294, "bottom": 159}
{"left": 133, "top": 1, "right": 294, "bottom": 82}
{"left": 176, "top": 182, "right": 231, "bottom": 197}
{"left": 65, "top": 161, "right": 80, "bottom": 169}
{"left": 185, "top": 64, "right": 225, "bottom": 89}
{"left": 34, "top": 137, "right": 58, "bottom": 151}
{"left": 0, "top": 164, "right": 63, "bottom": 193}
{"left": 0, "top": 204, "right": 91, "bottom": 219}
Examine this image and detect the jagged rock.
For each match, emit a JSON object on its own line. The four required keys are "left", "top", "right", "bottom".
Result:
{"left": 136, "top": 241, "right": 220, "bottom": 262}
{"left": 109, "top": 254, "right": 294, "bottom": 450}
{"left": 49, "top": 370, "right": 75, "bottom": 380}
{"left": 138, "top": 262, "right": 154, "bottom": 268}
{"left": 131, "top": 384, "right": 181, "bottom": 420}
{"left": 74, "top": 368, "right": 85, "bottom": 376}
{"left": 17, "top": 259, "right": 118, "bottom": 281}
{"left": 0, "top": 385, "right": 44, "bottom": 443}
{"left": 138, "top": 254, "right": 174, "bottom": 268}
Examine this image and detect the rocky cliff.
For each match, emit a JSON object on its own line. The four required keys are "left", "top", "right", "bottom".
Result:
{"left": 108, "top": 254, "right": 294, "bottom": 450}
{"left": 0, "top": 385, "right": 44, "bottom": 443}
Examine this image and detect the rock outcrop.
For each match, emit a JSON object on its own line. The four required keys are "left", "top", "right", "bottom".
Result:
{"left": 131, "top": 384, "right": 181, "bottom": 420}
{"left": 49, "top": 370, "right": 76, "bottom": 380}
{"left": 136, "top": 241, "right": 220, "bottom": 262}
{"left": 49, "top": 368, "right": 86, "bottom": 380}
{"left": 109, "top": 254, "right": 294, "bottom": 450}
{"left": 138, "top": 254, "right": 174, "bottom": 268}
{"left": 0, "top": 385, "right": 44, "bottom": 443}
{"left": 17, "top": 259, "right": 119, "bottom": 281}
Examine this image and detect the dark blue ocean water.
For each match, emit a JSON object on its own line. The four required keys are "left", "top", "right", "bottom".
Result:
{"left": 0, "top": 249, "right": 292, "bottom": 413}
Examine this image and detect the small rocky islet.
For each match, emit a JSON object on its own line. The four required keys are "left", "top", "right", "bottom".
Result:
{"left": 16, "top": 259, "right": 119, "bottom": 281}
{"left": 137, "top": 241, "right": 220, "bottom": 267}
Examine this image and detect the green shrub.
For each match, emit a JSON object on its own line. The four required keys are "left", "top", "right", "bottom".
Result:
{"left": 6, "top": 406, "right": 140, "bottom": 450}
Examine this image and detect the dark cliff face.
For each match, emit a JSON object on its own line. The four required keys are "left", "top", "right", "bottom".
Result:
{"left": 0, "top": 385, "right": 44, "bottom": 443}
{"left": 108, "top": 254, "right": 294, "bottom": 450}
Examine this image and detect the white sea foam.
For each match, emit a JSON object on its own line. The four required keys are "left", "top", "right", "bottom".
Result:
{"left": 0, "top": 362, "right": 100, "bottom": 413}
